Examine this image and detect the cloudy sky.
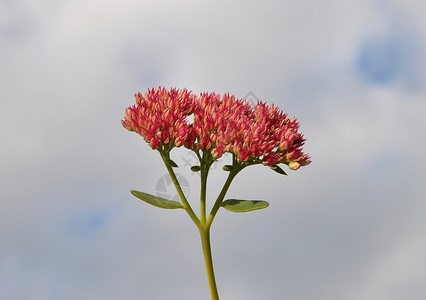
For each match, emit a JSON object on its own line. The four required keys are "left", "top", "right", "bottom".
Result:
{"left": 1, "top": 0, "right": 425, "bottom": 299}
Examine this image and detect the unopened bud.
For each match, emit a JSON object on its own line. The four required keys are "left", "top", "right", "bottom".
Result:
{"left": 288, "top": 161, "right": 300, "bottom": 170}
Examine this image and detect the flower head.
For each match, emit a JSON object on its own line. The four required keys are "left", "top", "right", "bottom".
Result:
{"left": 122, "top": 87, "right": 311, "bottom": 168}
{"left": 121, "top": 87, "right": 196, "bottom": 149}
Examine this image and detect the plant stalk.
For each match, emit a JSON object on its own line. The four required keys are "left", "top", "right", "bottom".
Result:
{"left": 199, "top": 226, "right": 219, "bottom": 300}
{"left": 159, "top": 149, "right": 200, "bottom": 227}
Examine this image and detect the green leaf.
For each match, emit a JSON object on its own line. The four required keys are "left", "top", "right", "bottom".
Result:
{"left": 222, "top": 165, "right": 233, "bottom": 171}
{"left": 166, "top": 159, "right": 178, "bottom": 168}
{"left": 130, "top": 190, "right": 183, "bottom": 209}
{"left": 221, "top": 199, "right": 269, "bottom": 213}
{"left": 271, "top": 165, "right": 287, "bottom": 175}
{"left": 190, "top": 165, "right": 201, "bottom": 172}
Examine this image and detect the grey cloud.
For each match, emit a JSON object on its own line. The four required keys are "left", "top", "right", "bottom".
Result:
{"left": 1, "top": 1, "right": 425, "bottom": 299}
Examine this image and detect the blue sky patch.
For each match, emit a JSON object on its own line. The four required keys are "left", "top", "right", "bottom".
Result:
{"left": 65, "top": 210, "right": 109, "bottom": 238}
{"left": 356, "top": 37, "right": 403, "bottom": 85}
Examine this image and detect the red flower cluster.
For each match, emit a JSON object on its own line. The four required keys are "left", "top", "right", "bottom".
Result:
{"left": 122, "top": 87, "right": 311, "bottom": 169}
{"left": 122, "top": 87, "right": 196, "bottom": 149}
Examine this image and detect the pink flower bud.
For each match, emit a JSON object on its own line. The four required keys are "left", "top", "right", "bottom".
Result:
{"left": 288, "top": 161, "right": 300, "bottom": 170}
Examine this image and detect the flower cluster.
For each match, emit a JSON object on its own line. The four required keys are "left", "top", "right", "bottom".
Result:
{"left": 122, "top": 87, "right": 196, "bottom": 149}
{"left": 122, "top": 87, "right": 311, "bottom": 169}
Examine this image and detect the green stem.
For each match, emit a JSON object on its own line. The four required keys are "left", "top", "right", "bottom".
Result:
{"left": 199, "top": 226, "right": 219, "bottom": 300}
{"left": 206, "top": 163, "right": 244, "bottom": 230}
{"left": 159, "top": 149, "right": 200, "bottom": 227}
{"left": 200, "top": 150, "right": 212, "bottom": 224}
{"left": 200, "top": 164, "right": 208, "bottom": 224}
{"left": 160, "top": 149, "right": 248, "bottom": 300}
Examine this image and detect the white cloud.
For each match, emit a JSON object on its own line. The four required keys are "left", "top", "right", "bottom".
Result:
{"left": 1, "top": 0, "right": 425, "bottom": 299}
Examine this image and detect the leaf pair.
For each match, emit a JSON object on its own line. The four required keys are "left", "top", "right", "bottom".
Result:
{"left": 130, "top": 190, "right": 269, "bottom": 212}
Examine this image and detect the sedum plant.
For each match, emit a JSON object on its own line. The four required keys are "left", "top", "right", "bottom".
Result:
{"left": 122, "top": 87, "right": 311, "bottom": 299}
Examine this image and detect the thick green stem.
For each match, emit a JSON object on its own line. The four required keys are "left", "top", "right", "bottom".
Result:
{"left": 199, "top": 226, "right": 219, "bottom": 300}
{"left": 200, "top": 151, "right": 213, "bottom": 224}
{"left": 200, "top": 165, "right": 208, "bottom": 224}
